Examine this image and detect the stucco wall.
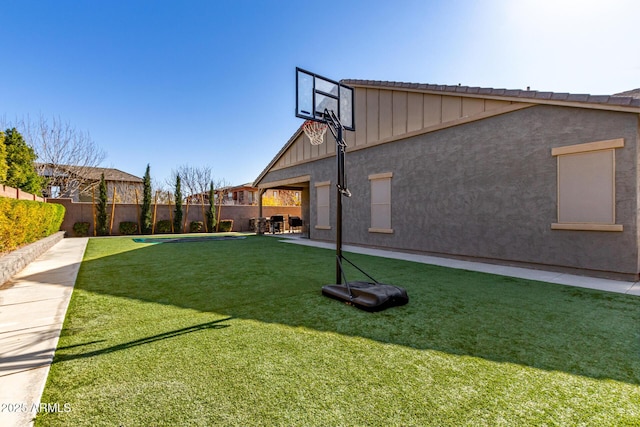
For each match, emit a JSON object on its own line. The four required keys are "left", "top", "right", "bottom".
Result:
{"left": 53, "top": 199, "right": 301, "bottom": 235}
{"left": 260, "top": 105, "right": 639, "bottom": 279}
{"left": 1, "top": 184, "right": 44, "bottom": 201}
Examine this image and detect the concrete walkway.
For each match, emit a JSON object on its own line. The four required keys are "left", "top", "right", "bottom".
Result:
{"left": 275, "top": 234, "right": 640, "bottom": 296}
{"left": 0, "top": 238, "right": 88, "bottom": 427}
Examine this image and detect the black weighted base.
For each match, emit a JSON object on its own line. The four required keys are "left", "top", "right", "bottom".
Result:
{"left": 322, "top": 281, "right": 409, "bottom": 312}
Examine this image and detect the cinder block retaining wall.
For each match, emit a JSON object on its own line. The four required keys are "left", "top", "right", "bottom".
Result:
{"left": 0, "top": 231, "right": 65, "bottom": 287}
{"left": 52, "top": 199, "right": 302, "bottom": 236}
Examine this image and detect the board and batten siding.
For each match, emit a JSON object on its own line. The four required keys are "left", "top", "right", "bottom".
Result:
{"left": 272, "top": 87, "right": 527, "bottom": 171}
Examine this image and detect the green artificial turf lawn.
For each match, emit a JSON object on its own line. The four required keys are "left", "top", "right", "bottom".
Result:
{"left": 37, "top": 235, "right": 640, "bottom": 426}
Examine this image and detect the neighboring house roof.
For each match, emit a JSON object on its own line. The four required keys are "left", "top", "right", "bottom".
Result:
{"left": 230, "top": 183, "right": 257, "bottom": 191}
{"left": 37, "top": 164, "right": 143, "bottom": 183}
{"left": 215, "top": 183, "right": 258, "bottom": 193}
{"left": 254, "top": 81, "right": 640, "bottom": 186}
{"left": 70, "top": 166, "right": 144, "bottom": 182}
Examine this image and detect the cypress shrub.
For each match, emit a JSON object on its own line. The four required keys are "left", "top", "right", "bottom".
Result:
{"left": 206, "top": 181, "right": 216, "bottom": 232}
{"left": 140, "top": 164, "right": 152, "bottom": 234}
{"left": 96, "top": 173, "right": 109, "bottom": 236}
{"left": 173, "top": 175, "right": 183, "bottom": 234}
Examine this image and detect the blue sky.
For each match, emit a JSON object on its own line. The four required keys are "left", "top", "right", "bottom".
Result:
{"left": 1, "top": 0, "right": 638, "bottom": 188}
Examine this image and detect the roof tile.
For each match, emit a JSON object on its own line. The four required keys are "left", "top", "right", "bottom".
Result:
{"left": 535, "top": 92, "right": 554, "bottom": 100}
{"left": 608, "top": 96, "right": 633, "bottom": 106}
{"left": 340, "top": 79, "right": 640, "bottom": 109}
{"left": 566, "top": 94, "right": 590, "bottom": 102}
{"left": 587, "top": 95, "right": 611, "bottom": 103}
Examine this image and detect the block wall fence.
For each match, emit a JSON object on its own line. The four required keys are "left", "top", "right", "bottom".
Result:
{"left": 1, "top": 184, "right": 44, "bottom": 202}
{"left": 51, "top": 198, "right": 302, "bottom": 236}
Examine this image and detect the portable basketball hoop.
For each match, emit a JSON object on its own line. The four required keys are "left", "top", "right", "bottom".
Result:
{"left": 295, "top": 67, "right": 408, "bottom": 312}
{"left": 302, "top": 120, "right": 327, "bottom": 145}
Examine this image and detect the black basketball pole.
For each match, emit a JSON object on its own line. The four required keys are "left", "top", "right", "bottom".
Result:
{"left": 323, "top": 109, "right": 350, "bottom": 286}
{"left": 335, "top": 124, "right": 344, "bottom": 285}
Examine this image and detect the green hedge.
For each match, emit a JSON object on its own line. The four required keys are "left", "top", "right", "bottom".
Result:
{"left": 73, "top": 222, "right": 90, "bottom": 237}
{"left": 0, "top": 197, "right": 65, "bottom": 253}
{"left": 119, "top": 221, "right": 138, "bottom": 235}
{"left": 217, "top": 219, "right": 233, "bottom": 232}
{"left": 189, "top": 221, "right": 204, "bottom": 233}
{"left": 156, "top": 220, "right": 172, "bottom": 234}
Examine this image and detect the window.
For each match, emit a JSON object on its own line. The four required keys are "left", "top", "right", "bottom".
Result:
{"left": 369, "top": 172, "right": 393, "bottom": 233}
{"left": 49, "top": 185, "right": 61, "bottom": 198}
{"left": 315, "top": 181, "right": 331, "bottom": 229}
{"left": 551, "top": 138, "right": 624, "bottom": 231}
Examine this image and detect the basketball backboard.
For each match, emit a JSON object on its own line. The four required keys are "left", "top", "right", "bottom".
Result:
{"left": 296, "top": 67, "right": 355, "bottom": 131}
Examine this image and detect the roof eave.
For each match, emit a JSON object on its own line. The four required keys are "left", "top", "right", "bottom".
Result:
{"left": 253, "top": 126, "right": 305, "bottom": 187}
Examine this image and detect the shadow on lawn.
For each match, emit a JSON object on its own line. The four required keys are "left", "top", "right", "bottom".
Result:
{"left": 63, "top": 236, "right": 640, "bottom": 385}
{"left": 55, "top": 318, "right": 232, "bottom": 363}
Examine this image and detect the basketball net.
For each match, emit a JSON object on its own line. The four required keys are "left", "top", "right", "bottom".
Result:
{"left": 302, "top": 120, "right": 328, "bottom": 145}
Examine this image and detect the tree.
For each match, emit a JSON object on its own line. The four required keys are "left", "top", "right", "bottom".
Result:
{"left": 170, "top": 164, "right": 214, "bottom": 199}
{"left": 0, "top": 131, "right": 7, "bottom": 183}
{"left": 140, "top": 164, "right": 152, "bottom": 234}
{"left": 147, "top": 171, "right": 169, "bottom": 201}
{"left": 3, "top": 127, "right": 44, "bottom": 194}
{"left": 173, "top": 174, "right": 183, "bottom": 234}
{"left": 96, "top": 173, "right": 109, "bottom": 236}
{"left": 23, "top": 116, "right": 106, "bottom": 199}
{"left": 261, "top": 190, "right": 301, "bottom": 207}
{"left": 206, "top": 181, "right": 216, "bottom": 232}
